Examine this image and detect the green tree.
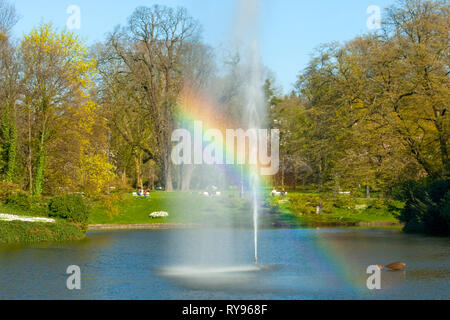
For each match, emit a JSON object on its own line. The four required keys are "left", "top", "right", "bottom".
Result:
{"left": 20, "top": 24, "right": 98, "bottom": 195}
{"left": 0, "top": 0, "right": 19, "bottom": 183}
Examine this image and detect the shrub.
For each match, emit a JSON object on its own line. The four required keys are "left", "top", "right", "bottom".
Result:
{"left": 367, "top": 199, "right": 389, "bottom": 210}
{"left": 48, "top": 194, "right": 90, "bottom": 228}
{"left": 94, "top": 192, "right": 124, "bottom": 218}
{"left": 5, "top": 192, "right": 34, "bottom": 210}
{"left": 333, "top": 195, "right": 357, "bottom": 210}
{"left": 396, "top": 179, "right": 449, "bottom": 236}
{"left": 3, "top": 192, "right": 48, "bottom": 216}
{"left": 289, "top": 194, "right": 332, "bottom": 215}
{"left": 0, "top": 182, "right": 22, "bottom": 202}
{"left": 386, "top": 200, "right": 405, "bottom": 217}
{"left": 0, "top": 220, "right": 85, "bottom": 244}
{"left": 268, "top": 199, "right": 282, "bottom": 215}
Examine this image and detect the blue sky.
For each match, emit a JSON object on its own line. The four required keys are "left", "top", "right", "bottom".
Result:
{"left": 12, "top": 0, "right": 396, "bottom": 93}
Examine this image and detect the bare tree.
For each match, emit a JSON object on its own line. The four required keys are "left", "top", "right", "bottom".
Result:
{"left": 101, "top": 5, "right": 201, "bottom": 191}
{"left": 0, "top": 0, "right": 18, "bottom": 36}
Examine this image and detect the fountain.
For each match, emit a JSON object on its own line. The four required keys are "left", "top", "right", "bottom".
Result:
{"left": 162, "top": 0, "right": 266, "bottom": 284}
{"left": 237, "top": 0, "right": 265, "bottom": 265}
{"left": 253, "top": 182, "right": 258, "bottom": 264}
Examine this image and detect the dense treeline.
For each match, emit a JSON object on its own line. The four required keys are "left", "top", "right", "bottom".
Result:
{"left": 272, "top": 0, "right": 448, "bottom": 194}
{"left": 0, "top": 3, "right": 214, "bottom": 195}
{"left": 269, "top": 0, "right": 449, "bottom": 234}
{"left": 0, "top": 2, "right": 265, "bottom": 195}
{"left": 0, "top": 1, "right": 111, "bottom": 196}
{"left": 0, "top": 0, "right": 448, "bottom": 234}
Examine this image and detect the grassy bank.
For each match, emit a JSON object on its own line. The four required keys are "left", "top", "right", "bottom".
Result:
{"left": 89, "top": 190, "right": 401, "bottom": 228}
{"left": 271, "top": 191, "right": 401, "bottom": 227}
{"left": 0, "top": 220, "right": 85, "bottom": 244}
{"left": 0, "top": 193, "right": 89, "bottom": 244}
{"left": 295, "top": 209, "right": 399, "bottom": 226}
{"left": 90, "top": 190, "right": 303, "bottom": 228}
{"left": 0, "top": 188, "right": 404, "bottom": 245}
{"left": 90, "top": 191, "right": 261, "bottom": 227}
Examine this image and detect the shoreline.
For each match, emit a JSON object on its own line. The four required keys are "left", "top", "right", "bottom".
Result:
{"left": 88, "top": 221, "right": 403, "bottom": 231}
{"left": 0, "top": 220, "right": 86, "bottom": 245}
{"left": 302, "top": 221, "right": 404, "bottom": 228}
{"left": 88, "top": 223, "right": 200, "bottom": 231}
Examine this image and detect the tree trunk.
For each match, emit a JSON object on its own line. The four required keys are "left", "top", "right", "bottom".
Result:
{"left": 34, "top": 141, "right": 45, "bottom": 196}
{"left": 292, "top": 171, "right": 297, "bottom": 192}
{"left": 165, "top": 167, "right": 173, "bottom": 192}
{"left": 34, "top": 117, "right": 47, "bottom": 196}
{"left": 181, "top": 164, "right": 194, "bottom": 191}
{"left": 164, "top": 151, "right": 173, "bottom": 192}
{"left": 135, "top": 153, "right": 143, "bottom": 189}
{"left": 2, "top": 104, "right": 17, "bottom": 183}
{"left": 27, "top": 108, "right": 33, "bottom": 193}
{"left": 148, "top": 167, "right": 154, "bottom": 190}
{"left": 121, "top": 169, "right": 127, "bottom": 184}
{"left": 6, "top": 125, "right": 17, "bottom": 183}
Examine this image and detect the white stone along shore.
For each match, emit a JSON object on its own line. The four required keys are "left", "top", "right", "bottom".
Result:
{"left": 0, "top": 214, "right": 55, "bottom": 223}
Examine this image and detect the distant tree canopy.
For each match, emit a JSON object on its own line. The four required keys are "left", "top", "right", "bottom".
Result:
{"left": 0, "top": 0, "right": 447, "bottom": 198}
{"left": 271, "top": 0, "right": 449, "bottom": 195}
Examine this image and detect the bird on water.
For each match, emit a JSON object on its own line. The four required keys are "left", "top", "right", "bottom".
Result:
{"left": 385, "top": 262, "right": 406, "bottom": 271}
{"left": 376, "top": 262, "right": 406, "bottom": 271}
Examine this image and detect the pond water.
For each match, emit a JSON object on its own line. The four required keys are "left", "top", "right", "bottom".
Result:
{"left": 0, "top": 228, "right": 449, "bottom": 300}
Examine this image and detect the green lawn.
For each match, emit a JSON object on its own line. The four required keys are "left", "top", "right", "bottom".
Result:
{"left": 271, "top": 190, "right": 401, "bottom": 226}
{"left": 0, "top": 189, "right": 400, "bottom": 229}
{"left": 89, "top": 190, "right": 400, "bottom": 228}
{"left": 295, "top": 208, "right": 399, "bottom": 224}
{"left": 0, "top": 190, "right": 401, "bottom": 245}
{"left": 89, "top": 191, "right": 257, "bottom": 226}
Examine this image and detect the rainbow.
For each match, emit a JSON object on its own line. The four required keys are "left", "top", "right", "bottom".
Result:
{"left": 175, "top": 83, "right": 273, "bottom": 190}
{"left": 174, "top": 84, "right": 364, "bottom": 293}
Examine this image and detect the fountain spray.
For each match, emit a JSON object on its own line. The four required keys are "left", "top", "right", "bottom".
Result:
{"left": 233, "top": 0, "right": 264, "bottom": 265}
{"left": 253, "top": 183, "right": 258, "bottom": 264}
{"left": 247, "top": 43, "right": 263, "bottom": 266}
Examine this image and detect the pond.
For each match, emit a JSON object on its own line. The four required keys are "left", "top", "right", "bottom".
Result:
{"left": 0, "top": 228, "right": 449, "bottom": 299}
